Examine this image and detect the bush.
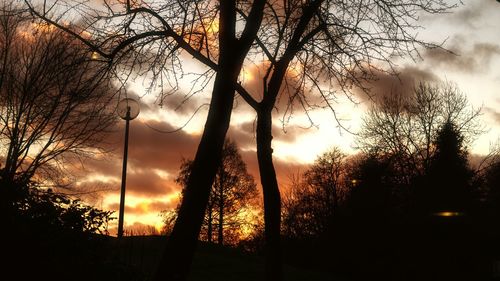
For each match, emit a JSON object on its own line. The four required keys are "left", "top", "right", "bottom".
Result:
{"left": 0, "top": 178, "right": 122, "bottom": 280}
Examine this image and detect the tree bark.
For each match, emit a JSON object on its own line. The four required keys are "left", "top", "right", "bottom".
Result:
{"left": 256, "top": 106, "right": 283, "bottom": 281}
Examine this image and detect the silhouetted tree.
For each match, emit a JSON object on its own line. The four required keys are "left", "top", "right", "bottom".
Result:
{"left": 483, "top": 161, "right": 500, "bottom": 217}
{"left": 172, "top": 139, "right": 258, "bottom": 246}
{"left": 358, "top": 82, "right": 482, "bottom": 183}
{"left": 418, "top": 121, "right": 474, "bottom": 214}
{"left": 282, "top": 148, "right": 348, "bottom": 238}
{"left": 0, "top": 3, "right": 117, "bottom": 230}
{"left": 346, "top": 154, "right": 396, "bottom": 218}
{"left": 27, "top": 1, "right": 455, "bottom": 279}
{"left": 0, "top": 2, "right": 115, "bottom": 192}
{"left": 27, "top": 2, "right": 266, "bottom": 278}
{"left": 237, "top": 3, "right": 454, "bottom": 278}
{"left": 4, "top": 179, "right": 116, "bottom": 281}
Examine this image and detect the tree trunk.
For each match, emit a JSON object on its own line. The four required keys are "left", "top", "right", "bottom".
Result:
{"left": 253, "top": 4, "right": 320, "bottom": 270}
{"left": 256, "top": 106, "right": 283, "bottom": 281}
{"left": 153, "top": 72, "right": 235, "bottom": 281}
{"left": 153, "top": 2, "right": 243, "bottom": 280}
{"left": 153, "top": 1, "right": 267, "bottom": 279}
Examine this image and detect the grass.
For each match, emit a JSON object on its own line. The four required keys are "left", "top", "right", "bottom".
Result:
{"left": 107, "top": 236, "right": 337, "bottom": 281}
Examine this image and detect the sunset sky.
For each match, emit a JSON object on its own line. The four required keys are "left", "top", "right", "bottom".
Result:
{"left": 70, "top": 0, "right": 500, "bottom": 234}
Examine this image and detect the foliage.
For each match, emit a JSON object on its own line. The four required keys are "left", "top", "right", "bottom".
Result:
{"left": 167, "top": 139, "right": 258, "bottom": 246}
{"left": 1, "top": 177, "right": 114, "bottom": 235}
{"left": 279, "top": 123, "right": 494, "bottom": 280}
{"left": 483, "top": 161, "right": 500, "bottom": 216}
{"left": 1, "top": 177, "right": 118, "bottom": 281}
{"left": 345, "top": 154, "right": 397, "bottom": 217}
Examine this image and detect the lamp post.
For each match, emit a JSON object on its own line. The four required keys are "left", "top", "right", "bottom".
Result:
{"left": 116, "top": 98, "right": 140, "bottom": 238}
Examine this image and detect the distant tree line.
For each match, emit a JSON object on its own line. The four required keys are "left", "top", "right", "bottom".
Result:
{"left": 161, "top": 81, "right": 500, "bottom": 279}
{"left": 161, "top": 83, "right": 500, "bottom": 256}
{"left": 278, "top": 82, "right": 500, "bottom": 280}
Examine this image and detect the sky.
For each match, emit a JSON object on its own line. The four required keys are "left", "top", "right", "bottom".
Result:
{"left": 70, "top": 0, "right": 500, "bottom": 234}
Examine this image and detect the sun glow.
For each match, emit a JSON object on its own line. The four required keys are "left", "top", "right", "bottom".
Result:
{"left": 18, "top": 22, "right": 56, "bottom": 40}
{"left": 103, "top": 192, "right": 181, "bottom": 236}
{"left": 240, "top": 67, "right": 254, "bottom": 82}
{"left": 91, "top": 51, "right": 100, "bottom": 60}
{"left": 236, "top": 206, "right": 261, "bottom": 239}
{"left": 205, "top": 19, "right": 219, "bottom": 34}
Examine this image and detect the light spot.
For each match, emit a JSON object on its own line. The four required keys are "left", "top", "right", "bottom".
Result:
{"left": 432, "top": 211, "right": 465, "bottom": 217}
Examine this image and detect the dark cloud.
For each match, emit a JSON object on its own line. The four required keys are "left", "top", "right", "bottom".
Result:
{"left": 126, "top": 170, "right": 176, "bottom": 196}
{"left": 228, "top": 122, "right": 255, "bottom": 148}
{"left": 424, "top": 41, "right": 500, "bottom": 73}
{"left": 445, "top": 1, "right": 497, "bottom": 28}
{"left": 156, "top": 92, "right": 209, "bottom": 115}
{"left": 80, "top": 156, "right": 122, "bottom": 179}
{"left": 78, "top": 165, "right": 178, "bottom": 197}
{"left": 355, "top": 66, "right": 438, "bottom": 104}
{"left": 485, "top": 107, "right": 500, "bottom": 125}
{"left": 108, "top": 119, "right": 200, "bottom": 171}
{"left": 79, "top": 118, "right": 200, "bottom": 197}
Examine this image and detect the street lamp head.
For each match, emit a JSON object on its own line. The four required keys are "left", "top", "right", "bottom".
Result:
{"left": 117, "top": 98, "right": 140, "bottom": 120}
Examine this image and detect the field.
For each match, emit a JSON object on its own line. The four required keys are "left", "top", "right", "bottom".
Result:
{"left": 107, "top": 236, "right": 337, "bottom": 281}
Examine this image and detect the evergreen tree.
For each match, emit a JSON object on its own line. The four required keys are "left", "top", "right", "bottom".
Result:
{"left": 419, "top": 121, "right": 473, "bottom": 214}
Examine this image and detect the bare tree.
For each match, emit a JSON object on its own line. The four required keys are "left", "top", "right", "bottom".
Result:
{"left": 282, "top": 147, "right": 348, "bottom": 238}
{"left": 358, "top": 82, "right": 483, "bottom": 182}
{"left": 26, "top": 1, "right": 456, "bottom": 280}
{"left": 26, "top": 2, "right": 266, "bottom": 280}
{"left": 0, "top": 2, "right": 115, "bottom": 191}
{"left": 234, "top": 2, "right": 455, "bottom": 279}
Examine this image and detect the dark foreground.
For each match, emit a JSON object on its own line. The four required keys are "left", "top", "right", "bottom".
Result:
{"left": 4, "top": 215, "right": 500, "bottom": 281}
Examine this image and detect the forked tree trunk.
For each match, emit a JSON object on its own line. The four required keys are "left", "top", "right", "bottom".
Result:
{"left": 154, "top": 2, "right": 256, "bottom": 280}
{"left": 154, "top": 1, "right": 266, "bottom": 279}
{"left": 254, "top": 3, "right": 321, "bottom": 277}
